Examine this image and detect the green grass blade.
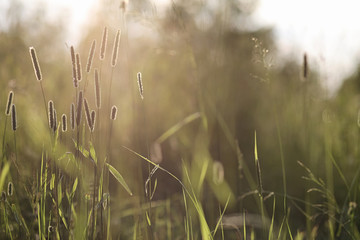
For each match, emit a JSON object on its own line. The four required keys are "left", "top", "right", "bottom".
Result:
{"left": 156, "top": 112, "right": 201, "bottom": 143}
{"left": 106, "top": 163, "right": 133, "bottom": 196}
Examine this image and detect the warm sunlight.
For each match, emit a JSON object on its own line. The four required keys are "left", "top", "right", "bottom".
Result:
{"left": 253, "top": 0, "right": 360, "bottom": 91}
{"left": 2, "top": 1, "right": 360, "bottom": 239}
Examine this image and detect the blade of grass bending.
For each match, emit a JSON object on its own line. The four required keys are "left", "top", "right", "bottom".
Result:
{"left": 106, "top": 163, "right": 133, "bottom": 196}
{"left": 268, "top": 196, "right": 276, "bottom": 240}
{"left": 213, "top": 194, "right": 231, "bottom": 236}
{"left": 254, "top": 131, "right": 263, "bottom": 196}
{"left": 156, "top": 112, "right": 201, "bottom": 143}
{"left": 0, "top": 162, "right": 10, "bottom": 192}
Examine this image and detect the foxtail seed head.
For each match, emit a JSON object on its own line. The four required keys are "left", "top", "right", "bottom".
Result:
{"left": 5, "top": 91, "right": 14, "bottom": 116}
{"left": 53, "top": 108, "right": 57, "bottom": 132}
{"left": 303, "top": 53, "right": 308, "bottom": 79}
{"left": 111, "top": 30, "right": 121, "bottom": 67}
{"left": 48, "top": 100, "right": 54, "bottom": 129}
{"left": 110, "top": 105, "right": 118, "bottom": 120}
{"left": 71, "top": 46, "right": 78, "bottom": 87}
{"left": 100, "top": 27, "right": 108, "bottom": 60}
{"left": 90, "top": 110, "right": 96, "bottom": 132}
{"left": 86, "top": 40, "right": 96, "bottom": 73}
{"left": 137, "top": 72, "right": 144, "bottom": 99}
{"left": 7, "top": 182, "right": 13, "bottom": 196}
{"left": 11, "top": 104, "right": 17, "bottom": 131}
{"left": 29, "top": 47, "right": 42, "bottom": 81}
{"left": 76, "top": 53, "right": 82, "bottom": 82}
{"left": 62, "top": 114, "right": 67, "bottom": 132}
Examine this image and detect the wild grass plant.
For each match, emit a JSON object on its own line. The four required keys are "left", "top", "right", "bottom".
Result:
{"left": 2, "top": 1, "right": 360, "bottom": 240}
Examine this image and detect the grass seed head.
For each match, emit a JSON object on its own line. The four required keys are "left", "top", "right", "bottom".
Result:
{"left": 48, "top": 100, "right": 54, "bottom": 129}
{"left": 71, "top": 46, "right": 78, "bottom": 87}
{"left": 76, "top": 53, "right": 82, "bottom": 82}
{"left": 5, "top": 91, "right": 14, "bottom": 116}
{"left": 111, "top": 29, "right": 121, "bottom": 67}
{"left": 29, "top": 47, "right": 42, "bottom": 81}
{"left": 7, "top": 182, "right": 13, "bottom": 196}
{"left": 86, "top": 40, "right": 96, "bottom": 73}
{"left": 91, "top": 110, "right": 96, "bottom": 132}
{"left": 137, "top": 72, "right": 144, "bottom": 99}
{"left": 11, "top": 104, "right": 17, "bottom": 131}
{"left": 303, "top": 53, "right": 308, "bottom": 79}
{"left": 100, "top": 26, "right": 108, "bottom": 60}
{"left": 62, "top": 114, "right": 67, "bottom": 132}
{"left": 111, "top": 105, "right": 118, "bottom": 120}
{"left": 53, "top": 108, "right": 57, "bottom": 132}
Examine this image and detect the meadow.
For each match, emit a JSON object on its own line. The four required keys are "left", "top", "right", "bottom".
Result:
{"left": 0, "top": 1, "right": 360, "bottom": 239}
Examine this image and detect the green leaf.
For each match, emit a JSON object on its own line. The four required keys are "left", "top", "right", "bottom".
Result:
{"left": 89, "top": 142, "right": 97, "bottom": 165}
{"left": 71, "top": 178, "right": 78, "bottom": 199}
{"left": 50, "top": 174, "right": 55, "bottom": 190}
{"left": 0, "top": 162, "right": 10, "bottom": 193}
{"left": 106, "top": 163, "right": 133, "bottom": 196}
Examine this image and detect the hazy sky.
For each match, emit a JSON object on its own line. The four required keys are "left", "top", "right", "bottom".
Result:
{"left": 3, "top": 0, "right": 360, "bottom": 93}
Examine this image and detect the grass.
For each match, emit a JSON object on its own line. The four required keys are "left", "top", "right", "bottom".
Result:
{"left": 1, "top": 1, "right": 360, "bottom": 239}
